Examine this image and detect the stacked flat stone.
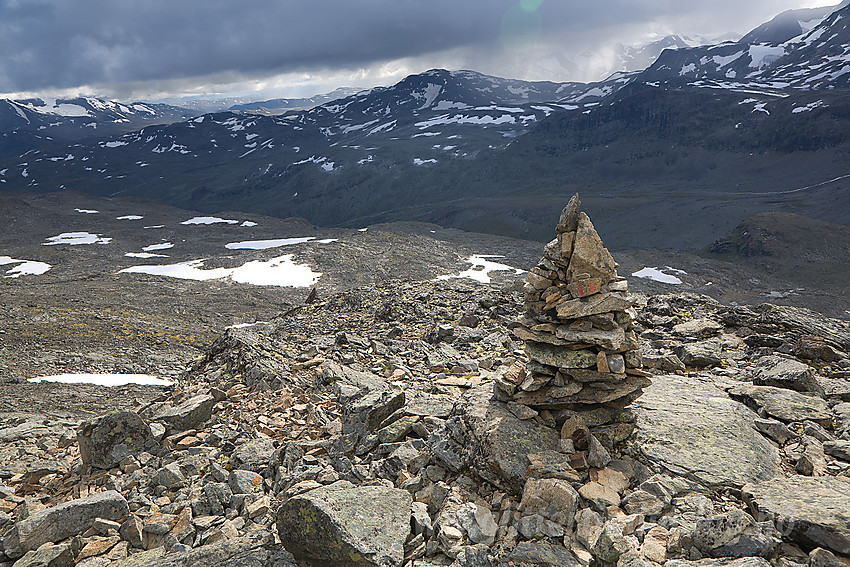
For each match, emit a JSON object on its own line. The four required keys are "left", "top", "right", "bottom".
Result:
{"left": 498, "top": 194, "right": 650, "bottom": 410}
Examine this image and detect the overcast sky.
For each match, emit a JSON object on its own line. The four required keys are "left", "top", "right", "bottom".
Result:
{"left": 0, "top": 0, "right": 838, "bottom": 102}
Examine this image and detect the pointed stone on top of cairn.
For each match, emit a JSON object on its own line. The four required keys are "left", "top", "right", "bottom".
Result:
{"left": 498, "top": 194, "right": 650, "bottom": 411}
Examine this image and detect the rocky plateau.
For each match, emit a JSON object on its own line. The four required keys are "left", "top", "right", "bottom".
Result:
{"left": 0, "top": 192, "right": 849, "bottom": 567}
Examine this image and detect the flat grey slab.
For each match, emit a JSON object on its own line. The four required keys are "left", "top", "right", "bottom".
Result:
{"left": 727, "top": 383, "right": 831, "bottom": 424}
{"left": 632, "top": 374, "right": 781, "bottom": 488}
{"left": 743, "top": 476, "right": 850, "bottom": 556}
{"left": 666, "top": 559, "right": 770, "bottom": 567}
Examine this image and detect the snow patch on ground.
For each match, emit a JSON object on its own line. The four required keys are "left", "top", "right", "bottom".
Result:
{"left": 225, "top": 237, "right": 337, "bottom": 250}
{"left": 181, "top": 216, "right": 239, "bottom": 225}
{"left": 433, "top": 101, "right": 470, "bottom": 110}
{"left": 226, "top": 237, "right": 315, "bottom": 250}
{"left": 75, "top": 208, "right": 99, "bottom": 214}
{"left": 28, "top": 374, "right": 173, "bottom": 386}
{"left": 437, "top": 255, "right": 525, "bottom": 284}
{"left": 413, "top": 158, "right": 438, "bottom": 166}
{"left": 631, "top": 267, "right": 685, "bottom": 285}
{"left": 42, "top": 232, "right": 112, "bottom": 245}
{"left": 142, "top": 242, "right": 174, "bottom": 252}
{"left": 0, "top": 256, "right": 52, "bottom": 278}
{"left": 226, "top": 321, "right": 269, "bottom": 329}
{"left": 749, "top": 45, "right": 785, "bottom": 69}
{"left": 125, "top": 252, "right": 167, "bottom": 259}
{"left": 417, "top": 83, "right": 443, "bottom": 109}
{"left": 119, "top": 255, "right": 321, "bottom": 287}
{"left": 415, "top": 114, "right": 516, "bottom": 129}
{"left": 792, "top": 100, "right": 826, "bottom": 113}
{"left": 116, "top": 215, "right": 143, "bottom": 220}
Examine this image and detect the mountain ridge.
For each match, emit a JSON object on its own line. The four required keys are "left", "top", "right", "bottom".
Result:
{"left": 2, "top": 5, "right": 850, "bottom": 253}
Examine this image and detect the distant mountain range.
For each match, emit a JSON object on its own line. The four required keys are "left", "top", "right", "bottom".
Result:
{"left": 2, "top": 2, "right": 850, "bottom": 251}
{"left": 0, "top": 97, "right": 195, "bottom": 158}
{"left": 228, "top": 88, "right": 364, "bottom": 114}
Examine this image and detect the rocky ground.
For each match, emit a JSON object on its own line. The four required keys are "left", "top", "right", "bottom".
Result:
{"left": 1, "top": 275, "right": 850, "bottom": 567}
{"left": 1, "top": 191, "right": 849, "bottom": 567}
{"left": 1, "top": 190, "right": 844, "bottom": 387}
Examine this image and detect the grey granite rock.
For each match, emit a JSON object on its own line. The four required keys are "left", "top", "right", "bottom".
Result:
{"left": 751, "top": 356, "right": 825, "bottom": 396}
{"left": 509, "top": 540, "right": 582, "bottom": 566}
{"left": 1, "top": 491, "right": 128, "bottom": 559}
{"left": 276, "top": 480, "right": 411, "bottom": 567}
{"left": 727, "top": 384, "right": 831, "bottom": 425}
{"left": 429, "top": 383, "right": 560, "bottom": 493}
{"left": 742, "top": 476, "right": 850, "bottom": 555}
{"left": 76, "top": 411, "right": 158, "bottom": 470}
{"left": 632, "top": 374, "right": 781, "bottom": 488}
{"left": 111, "top": 530, "right": 296, "bottom": 567}
{"left": 153, "top": 395, "right": 216, "bottom": 431}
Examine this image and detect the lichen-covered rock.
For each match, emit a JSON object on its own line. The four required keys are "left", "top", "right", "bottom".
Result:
{"left": 726, "top": 383, "right": 831, "bottom": 425}
{"left": 429, "top": 383, "right": 560, "bottom": 493}
{"left": 632, "top": 374, "right": 782, "bottom": 488}
{"left": 77, "top": 411, "right": 158, "bottom": 470}
{"left": 751, "top": 355, "right": 825, "bottom": 396}
{"left": 1, "top": 490, "right": 129, "bottom": 559}
{"left": 152, "top": 394, "right": 216, "bottom": 432}
{"left": 276, "top": 480, "right": 412, "bottom": 567}
{"left": 10, "top": 543, "right": 74, "bottom": 567}
{"left": 742, "top": 476, "right": 850, "bottom": 555}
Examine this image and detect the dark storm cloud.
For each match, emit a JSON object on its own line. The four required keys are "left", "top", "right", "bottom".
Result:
{"left": 0, "top": 0, "right": 509, "bottom": 92}
{"left": 0, "top": 0, "right": 831, "bottom": 95}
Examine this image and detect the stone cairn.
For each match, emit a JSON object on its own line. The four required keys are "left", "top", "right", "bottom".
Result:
{"left": 497, "top": 194, "right": 650, "bottom": 412}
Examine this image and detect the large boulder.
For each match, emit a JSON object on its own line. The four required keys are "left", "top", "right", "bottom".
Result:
{"left": 111, "top": 530, "right": 296, "bottom": 566}
{"left": 509, "top": 540, "right": 583, "bottom": 566}
{"left": 632, "top": 374, "right": 781, "bottom": 488}
{"left": 726, "top": 384, "right": 831, "bottom": 425}
{"left": 1, "top": 490, "right": 128, "bottom": 559}
{"left": 276, "top": 480, "right": 411, "bottom": 567}
{"left": 429, "top": 383, "right": 560, "bottom": 493}
{"left": 77, "top": 411, "right": 158, "bottom": 470}
{"left": 519, "top": 478, "right": 579, "bottom": 528}
{"left": 750, "top": 355, "right": 825, "bottom": 396}
{"left": 152, "top": 395, "right": 216, "bottom": 432}
{"left": 742, "top": 476, "right": 850, "bottom": 555}
{"left": 9, "top": 543, "right": 74, "bottom": 567}
{"left": 665, "top": 559, "right": 771, "bottom": 567}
